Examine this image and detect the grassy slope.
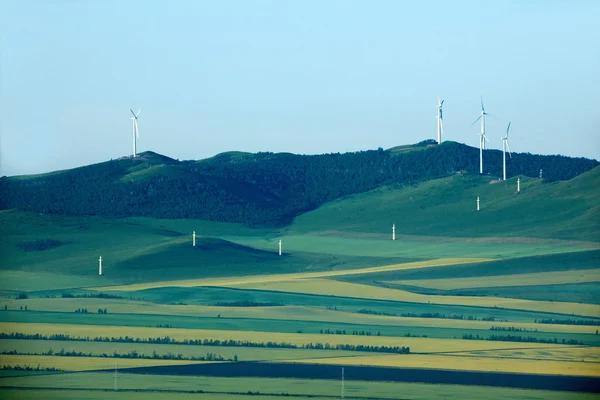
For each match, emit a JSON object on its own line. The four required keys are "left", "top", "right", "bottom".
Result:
{"left": 289, "top": 167, "right": 600, "bottom": 241}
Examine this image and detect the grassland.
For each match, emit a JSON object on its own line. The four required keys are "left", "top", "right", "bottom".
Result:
{"left": 92, "top": 257, "right": 490, "bottom": 291}
{"left": 387, "top": 268, "right": 600, "bottom": 290}
{"left": 289, "top": 168, "right": 600, "bottom": 241}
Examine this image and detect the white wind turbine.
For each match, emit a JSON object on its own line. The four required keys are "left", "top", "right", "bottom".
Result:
{"left": 502, "top": 122, "right": 512, "bottom": 181}
{"left": 471, "top": 97, "right": 489, "bottom": 174}
{"left": 130, "top": 108, "right": 141, "bottom": 157}
{"left": 436, "top": 96, "right": 444, "bottom": 144}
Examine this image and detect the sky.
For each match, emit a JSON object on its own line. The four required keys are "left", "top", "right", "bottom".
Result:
{"left": 1, "top": 0, "right": 599, "bottom": 176}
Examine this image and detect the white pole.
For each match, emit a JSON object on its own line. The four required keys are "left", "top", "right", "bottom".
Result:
{"left": 477, "top": 196, "right": 480, "bottom": 211}
{"left": 392, "top": 224, "right": 396, "bottom": 241}
{"left": 132, "top": 118, "right": 136, "bottom": 158}
{"left": 479, "top": 136, "right": 483, "bottom": 174}
{"left": 503, "top": 141, "right": 507, "bottom": 181}
{"left": 99, "top": 256, "right": 102, "bottom": 276}
{"left": 437, "top": 110, "right": 441, "bottom": 144}
{"left": 481, "top": 114, "right": 486, "bottom": 150}
{"left": 341, "top": 367, "right": 344, "bottom": 399}
{"left": 193, "top": 231, "right": 196, "bottom": 247}
{"left": 278, "top": 239, "right": 282, "bottom": 256}
{"left": 517, "top": 178, "right": 520, "bottom": 193}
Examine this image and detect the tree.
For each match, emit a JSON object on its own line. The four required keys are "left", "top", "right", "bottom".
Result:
{"left": 24, "top": 305, "right": 27, "bottom": 311}
{"left": 3, "top": 305, "right": 7, "bottom": 311}
{"left": 20, "top": 306, "right": 23, "bottom": 311}
{"left": 17, "top": 293, "right": 28, "bottom": 300}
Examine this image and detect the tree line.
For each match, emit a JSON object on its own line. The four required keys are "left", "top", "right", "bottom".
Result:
{"left": 357, "top": 309, "right": 499, "bottom": 321}
{"left": 1, "top": 348, "right": 235, "bottom": 362}
{"left": 535, "top": 318, "right": 600, "bottom": 326}
{"left": 0, "top": 332, "right": 411, "bottom": 355}
{"left": 462, "top": 333, "right": 584, "bottom": 345}
{"left": 1, "top": 142, "right": 596, "bottom": 226}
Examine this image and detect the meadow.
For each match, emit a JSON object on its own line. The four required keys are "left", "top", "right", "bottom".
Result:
{"left": 1, "top": 168, "right": 600, "bottom": 398}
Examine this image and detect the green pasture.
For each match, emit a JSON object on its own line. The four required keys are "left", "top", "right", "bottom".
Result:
{"left": 231, "top": 234, "right": 592, "bottom": 259}
{"left": 289, "top": 169, "right": 600, "bottom": 241}
{"left": 1, "top": 373, "right": 597, "bottom": 400}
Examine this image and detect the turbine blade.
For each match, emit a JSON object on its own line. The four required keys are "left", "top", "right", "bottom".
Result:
{"left": 506, "top": 121, "right": 511, "bottom": 137}
{"left": 483, "top": 134, "right": 489, "bottom": 142}
{"left": 130, "top": 109, "right": 137, "bottom": 118}
{"left": 136, "top": 108, "right": 142, "bottom": 118}
{"left": 481, "top": 96, "right": 485, "bottom": 112}
{"left": 471, "top": 116, "right": 482, "bottom": 126}
{"left": 506, "top": 140, "right": 511, "bottom": 157}
{"left": 441, "top": 99, "right": 444, "bottom": 106}
{"left": 135, "top": 120, "right": 139, "bottom": 139}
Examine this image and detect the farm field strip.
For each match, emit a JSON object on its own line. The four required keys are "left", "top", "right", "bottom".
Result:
{"left": 2, "top": 298, "right": 598, "bottom": 334}
{"left": 442, "top": 347, "right": 600, "bottom": 363}
{"left": 229, "top": 278, "right": 600, "bottom": 317}
{"left": 0, "top": 322, "right": 586, "bottom": 354}
{"left": 91, "top": 257, "right": 491, "bottom": 291}
{"left": 281, "top": 353, "right": 600, "bottom": 377}
{"left": 3, "top": 373, "right": 596, "bottom": 400}
{"left": 0, "top": 354, "right": 205, "bottom": 371}
{"left": 389, "top": 268, "right": 600, "bottom": 290}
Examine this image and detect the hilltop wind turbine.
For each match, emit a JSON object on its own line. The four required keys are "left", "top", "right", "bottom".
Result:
{"left": 471, "top": 97, "right": 489, "bottom": 173}
{"left": 436, "top": 96, "right": 444, "bottom": 144}
{"left": 502, "top": 122, "right": 512, "bottom": 181}
{"left": 130, "top": 108, "right": 141, "bottom": 158}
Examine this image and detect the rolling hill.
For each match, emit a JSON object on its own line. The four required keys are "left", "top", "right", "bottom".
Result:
{"left": 0, "top": 142, "right": 597, "bottom": 226}
{"left": 290, "top": 166, "right": 600, "bottom": 241}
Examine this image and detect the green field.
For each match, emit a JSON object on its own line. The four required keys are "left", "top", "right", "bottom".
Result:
{"left": 1, "top": 167, "right": 599, "bottom": 398}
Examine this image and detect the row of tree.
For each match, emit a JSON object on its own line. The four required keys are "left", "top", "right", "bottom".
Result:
{"left": 0, "top": 332, "right": 411, "bottom": 355}
{"left": 1, "top": 348, "right": 234, "bottom": 361}
{"left": 462, "top": 333, "right": 584, "bottom": 345}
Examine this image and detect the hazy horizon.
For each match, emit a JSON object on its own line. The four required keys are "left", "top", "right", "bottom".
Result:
{"left": 2, "top": 0, "right": 599, "bottom": 176}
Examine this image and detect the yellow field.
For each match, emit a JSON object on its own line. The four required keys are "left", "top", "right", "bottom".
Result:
{"left": 389, "top": 268, "right": 600, "bottom": 290}
{"left": 91, "top": 257, "right": 490, "bottom": 291}
{"left": 282, "top": 354, "right": 600, "bottom": 377}
{"left": 2, "top": 298, "right": 597, "bottom": 335}
{"left": 452, "top": 346, "right": 600, "bottom": 363}
{"left": 0, "top": 322, "right": 582, "bottom": 354}
{"left": 0, "top": 354, "right": 204, "bottom": 371}
{"left": 230, "top": 278, "right": 600, "bottom": 317}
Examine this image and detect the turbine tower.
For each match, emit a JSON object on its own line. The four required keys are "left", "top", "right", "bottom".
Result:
{"left": 130, "top": 108, "right": 141, "bottom": 158}
{"left": 471, "top": 97, "right": 489, "bottom": 173}
{"left": 436, "top": 96, "right": 444, "bottom": 144}
{"left": 502, "top": 122, "right": 512, "bottom": 181}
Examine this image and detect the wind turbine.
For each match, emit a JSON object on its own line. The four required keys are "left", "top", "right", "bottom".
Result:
{"left": 502, "top": 122, "right": 512, "bottom": 181}
{"left": 471, "top": 97, "right": 489, "bottom": 174}
{"left": 436, "top": 96, "right": 444, "bottom": 144}
{"left": 130, "top": 108, "right": 141, "bottom": 157}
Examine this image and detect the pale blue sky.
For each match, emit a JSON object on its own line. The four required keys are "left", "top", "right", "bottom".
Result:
{"left": 1, "top": 0, "right": 599, "bottom": 176}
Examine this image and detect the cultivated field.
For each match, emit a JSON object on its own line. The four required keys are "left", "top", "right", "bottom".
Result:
{"left": 1, "top": 169, "right": 599, "bottom": 399}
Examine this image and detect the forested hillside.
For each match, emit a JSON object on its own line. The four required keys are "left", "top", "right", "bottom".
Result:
{"left": 0, "top": 141, "right": 597, "bottom": 226}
